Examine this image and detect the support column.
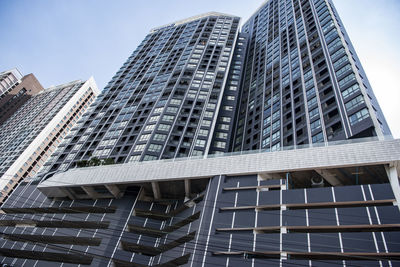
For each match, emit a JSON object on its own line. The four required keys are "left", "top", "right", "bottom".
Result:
{"left": 105, "top": 184, "right": 122, "bottom": 198}
{"left": 82, "top": 186, "right": 100, "bottom": 199}
{"left": 315, "top": 169, "right": 343, "bottom": 186}
{"left": 185, "top": 179, "right": 191, "bottom": 199}
{"left": 59, "top": 188, "right": 76, "bottom": 200}
{"left": 385, "top": 164, "right": 400, "bottom": 212}
{"left": 151, "top": 182, "right": 161, "bottom": 200}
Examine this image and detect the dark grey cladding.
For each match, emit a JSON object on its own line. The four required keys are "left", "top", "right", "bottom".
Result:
{"left": 0, "top": 173, "right": 398, "bottom": 266}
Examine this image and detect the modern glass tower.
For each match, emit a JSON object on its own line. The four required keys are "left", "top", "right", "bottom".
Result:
{"left": 232, "top": 0, "right": 390, "bottom": 152}
{"left": 39, "top": 13, "right": 241, "bottom": 175}
{"left": 0, "top": 1, "right": 399, "bottom": 267}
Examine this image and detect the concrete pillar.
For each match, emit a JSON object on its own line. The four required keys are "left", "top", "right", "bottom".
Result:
{"left": 151, "top": 182, "right": 161, "bottom": 200}
{"left": 105, "top": 184, "right": 121, "bottom": 198}
{"left": 385, "top": 165, "right": 400, "bottom": 212}
{"left": 185, "top": 179, "right": 191, "bottom": 199}
{"left": 81, "top": 186, "right": 100, "bottom": 199}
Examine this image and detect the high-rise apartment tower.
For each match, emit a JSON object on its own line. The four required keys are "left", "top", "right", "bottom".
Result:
{"left": 39, "top": 12, "right": 241, "bottom": 175}
{"left": 0, "top": 68, "right": 44, "bottom": 126}
{"left": 232, "top": 0, "right": 390, "bottom": 152}
{"left": 0, "top": 78, "right": 99, "bottom": 203}
{"left": 0, "top": 1, "right": 398, "bottom": 267}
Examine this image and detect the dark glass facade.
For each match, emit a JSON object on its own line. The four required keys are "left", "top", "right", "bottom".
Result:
{"left": 232, "top": 0, "right": 390, "bottom": 152}
{"left": 40, "top": 13, "right": 241, "bottom": 175}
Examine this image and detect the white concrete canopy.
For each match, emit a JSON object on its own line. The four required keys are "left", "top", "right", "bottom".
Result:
{"left": 37, "top": 139, "right": 400, "bottom": 199}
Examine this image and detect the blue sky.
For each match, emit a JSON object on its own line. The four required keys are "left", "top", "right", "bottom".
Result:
{"left": 0, "top": 0, "right": 399, "bottom": 137}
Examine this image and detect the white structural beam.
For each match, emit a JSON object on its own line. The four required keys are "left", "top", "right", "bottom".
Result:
{"left": 151, "top": 182, "right": 161, "bottom": 200}
{"left": 185, "top": 179, "right": 191, "bottom": 198}
{"left": 59, "top": 188, "right": 76, "bottom": 200}
{"left": 81, "top": 186, "right": 100, "bottom": 200}
{"left": 314, "top": 169, "right": 343, "bottom": 186}
{"left": 105, "top": 184, "right": 121, "bottom": 198}
{"left": 258, "top": 173, "right": 285, "bottom": 180}
{"left": 385, "top": 165, "right": 400, "bottom": 212}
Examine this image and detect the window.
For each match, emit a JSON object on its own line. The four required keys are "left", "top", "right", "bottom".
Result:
{"left": 158, "top": 124, "right": 171, "bottom": 131}
{"left": 308, "top": 97, "right": 317, "bottom": 108}
{"left": 305, "top": 77, "right": 315, "bottom": 88}
{"left": 262, "top": 137, "right": 270, "bottom": 147}
{"left": 309, "top": 108, "right": 319, "bottom": 119}
{"left": 162, "top": 115, "right": 174, "bottom": 122}
{"left": 149, "top": 115, "right": 160, "bottom": 122}
{"left": 154, "top": 107, "right": 164, "bottom": 114}
{"left": 139, "top": 134, "right": 151, "bottom": 141}
{"left": 333, "top": 55, "right": 349, "bottom": 69}
{"left": 221, "top": 117, "right": 231, "bottom": 123}
{"left": 338, "top": 73, "right": 356, "bottom": 87}
{"left": 192, "top": 150, "right": 203, "bottom": 156}
{"left": 93, "top": 148, "right": 111, "bottom": 157}
{"left": 207, "top": 103, "right": 216, "bottom": 109}
{"left": 170, "top": 99, "right": 182, "bottom": 105}
{"left": 263, "top": 126, "right": 271, "bottom": 136}
{"left": 198, "top": 129, "right": 209, "bottom": 136}
{"left": 349, "top": 108, "right": 369, "bottom": 125}
{"left": 272, "top": 131, "right": 280, "bottom": 142}
{"left": 204, "top": 111, "right": 214, "bottom": 118}
{"left": 80, "top": 135, "right": 89, "bottom": 142}
{"left": 306, "top": 87, "right": 315, "bottom": 99}
{"left": 66, "top": 153, "right": 76, "bottom": 161}
{"left": 335, "top": 64, "right": 352, "bottom": 77}
{"left": 153, "top": 134, "right": 166, "bottom": 142}
{"left": 148, "top": 144, "right": 162, "bottom": 153}
{"left": 341, "top": 83, "right": 360, "bottom": 99}
{"left": 331, "top": 47, "right": 345, "bottom": 60}
{"left": 312, "top": 132, "right": 324, "bottom": 143}
{"left": 143, "top": 155, "right": 157, "bottom": 161}
{"left": 223, "top": 106, "right": 233, "bottom": 111}
{"left": 271, "top": 142, "right": 280, "bottom": 151}
{"left": 214, "top": 141, "right": 226, "bottom": 149}
{"left": 216, "top": 132, "right": 228, "bottom": 139}
{"left": 166, "top": 106, "right": 178, "bottom": 113}
{"left": 304, "top": 70, "right": 312, "bottom": 80}
{"left": 59, "top": 163, "right": 69, "bottom": 171}
{"left": 310, "top": 119, "right": 321, "bottom": 131}
{"left": 322, "top": 19, "right": 335, "bottom": 33}
{"left": 272, "top": 120, "right": 280, "bottom": 131}
{"left": 195, "top": 139, "right": 206, "bottom": 147}
{"left": 272, "top": 110, "right": 280, "bottom": 120}
{"left": 144, "top": 124, "right": 156, "bottom": 131}
{"left": 72, "top": 144, "right": 82, "bottom": 151}
{"left": 133, "top": 144, "right": 146, "bottom": 152}
{"left": 218, "top": 124, "right": 229, "bottom": 130}
{"left": 128, "top": 155, "right": 141, "bottom": 162}
{"left": 345, "top": 95, "right": 364, "bottom": 110}
{"left": 264, "top": 116, "right": 271, "bottom": 126}
{"left": 328, "top": 38, "right": 342, "bottom": 53}
{"left": 202, "top": 120, "right": 211, "bottom": 127}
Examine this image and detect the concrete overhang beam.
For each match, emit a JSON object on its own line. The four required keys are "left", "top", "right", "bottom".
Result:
{"left": 314, "top": 169, "right": 343, "bottom": 186}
